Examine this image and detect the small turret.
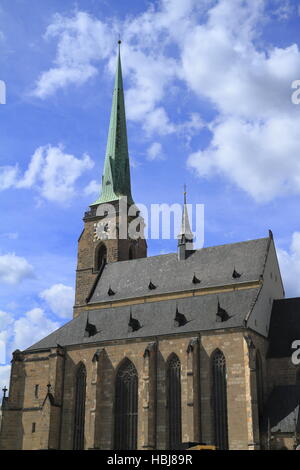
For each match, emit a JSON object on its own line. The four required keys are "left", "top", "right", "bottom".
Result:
{"left": 177, "top": 185, "right": 194, "bottom": 260}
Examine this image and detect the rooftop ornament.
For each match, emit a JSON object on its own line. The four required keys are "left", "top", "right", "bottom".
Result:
{"left": 128, "top": 312, "right": 141, "bottom": 332}
{"left": 192, "top": 273, "right": 201, "bottom": 284}
{"left": 85, "top": 317, "right": 98, "bottom": 338}
{"left": 232, "top": 268, "right": 242, "bottom": 279}
{"left": 174, "top": 306, "right": 188, "bottom": 327}
{"left": 216, "top": 300, "right": 230, "bottom": 322}
{"left": 148, "top": 280, "right": 157, "bottom": 290}
{"left": 108, "top": 287, "right": 115, "bottom": 296}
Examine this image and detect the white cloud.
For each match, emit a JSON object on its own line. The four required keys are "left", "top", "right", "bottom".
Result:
{"left": 124, "top": 0, "right": 300, "bottom": 197}
{"left": 177, "top": 113, "right": 204, "bottom": 143}
{"left": 0, "top": 145, "right": 94, "bottom": 204}
{"left": 142, "top": 107, "right": 175, "bottom": 136}
{"left": 120, "top": 49, "right": 178, "bottom": 135}
{"left": 84, "top": 179, "right": 100, "bottom": 196}
{"left": 182, "top": 0, "right": 300, "bottom": 201}
{"left": 31, "top": 1, "right": 300, "bottom": 199}
{"left": 32, "top": 6, "right": 188, "bottom": 136}
{"left": 271, "top": 0, "right": 294, "bottom": 21}
{"left": 0, "top": 253, "right": 34, "bottom": 285}
{"left": 188, "top": 114, "right": 300, "bottom": 202}
{"left": 17, "top": 146, "right": 45, "bottom": 189}
{"left": 180, "top": 6, "right": 300, "bottom": 121}
{"left": 0, "top": 310, "right": 13, "bottom": 331}
{"left": 33, "top": 11, "right": 114, "bottom": 98}
{"left": 0, "top": 307, "right": 60, "bottom": 391}
{"left": 278, "top": 232, "right": 300, "bottom": 298}
{"left": 147, "top": 142, "right": 164, "bottom": 161}
{"left": 40, "top": 283, "right": 74, "bottom": 319}
{"left": 0, "top": 165, "right": 18, "bottom": 190}
{"left": 12, "top": 308, "right": 60, "bottom": 351}
{"left": 34, "top": 65, "right": 97, "bottom": 99}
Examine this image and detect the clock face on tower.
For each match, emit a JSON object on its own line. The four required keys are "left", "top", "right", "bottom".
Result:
{"left": 93, "top": 219, "right": 115, "bottom": 241}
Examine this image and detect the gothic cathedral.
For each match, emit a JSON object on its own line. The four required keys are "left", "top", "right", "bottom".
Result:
{"left": 1, "top": 43, "right": 300, "bottom": 451}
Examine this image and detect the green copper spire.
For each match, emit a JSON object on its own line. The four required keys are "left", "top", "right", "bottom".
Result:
{"left": 91, "top": 41, "right": 134, "bottom": 206}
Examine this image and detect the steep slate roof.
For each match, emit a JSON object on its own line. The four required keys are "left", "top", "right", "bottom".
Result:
{"left": 27, "top": 287, "right": 260, "bottom": 351}
{"left": 89, "top": 237, "right": 269, "bottom": 304}
{"left": 268, "top": 298, "right": 300, "bottom": 358}
{"left": 262, "top": 385, "right": 300, "bottom": 433}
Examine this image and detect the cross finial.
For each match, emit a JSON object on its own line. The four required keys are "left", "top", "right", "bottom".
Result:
{"left": 2, "top": 386, "right": 7, "bottom": 398}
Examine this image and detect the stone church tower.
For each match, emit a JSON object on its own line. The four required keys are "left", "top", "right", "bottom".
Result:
{"left": 74, "top": 41, "right": 147, "bottom": 317}
{"left": 1, "top": 44, "right": 300, "bottom": 451}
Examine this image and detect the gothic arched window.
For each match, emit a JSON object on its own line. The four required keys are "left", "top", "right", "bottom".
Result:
{"left": 167, "top": 354, "right": 182, "bottom": 449}
{"left": 114, "top": 358, "right": 138, "bottom": 450}
{"left": 73, "top": 363, "right": 86, "bottom": 450}
{"left": 95, "top": 243, "right": 107, "bottom": 271}
{"left": 212, "top": 349, "right": 229, "bottom": 450}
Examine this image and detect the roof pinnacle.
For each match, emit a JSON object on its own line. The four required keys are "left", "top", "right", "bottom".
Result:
{"left": 178, "top": 184, "right": 194, "bottom": 243}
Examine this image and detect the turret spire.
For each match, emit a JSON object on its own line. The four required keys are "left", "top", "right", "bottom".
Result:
{"left": 92, "top": 41, "right": 134, "bottom": 206}
{"left": 178, "top": 185, "right": 194, "bottom": 260}
{"left": 178, "top": 185, "right": 193, "bottom": 242}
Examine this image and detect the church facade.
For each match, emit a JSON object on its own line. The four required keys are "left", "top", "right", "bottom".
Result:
{"left": 1, "top": 44, "right": 300, "bottom": 451}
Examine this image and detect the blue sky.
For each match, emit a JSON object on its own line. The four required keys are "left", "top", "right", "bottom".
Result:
{"left": 1, "top": 0, "right": 300, "bottom": 390}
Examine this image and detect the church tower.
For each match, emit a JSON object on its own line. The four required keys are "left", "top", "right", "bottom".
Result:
{"left": 74, "top": 42, "right": 147, "bottom": 318}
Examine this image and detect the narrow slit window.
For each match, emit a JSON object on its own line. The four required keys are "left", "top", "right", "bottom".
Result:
{"left": 114, "top": 358, "right": 138, "bottom": 450}
{"left": 73, "top": 363, "right": 87, "bottom": 450}
{"left": 167, "top": 354, "right": 182, "bottom": 449}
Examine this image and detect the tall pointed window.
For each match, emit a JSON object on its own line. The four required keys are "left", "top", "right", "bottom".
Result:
{"left": 95, "top": 243, "right": 107, "bottom": 271}
{"left": 73, "top": 363, "right": 86, "bottom": 450}
{"left": 114, "top": 358, "right": 138, "bottom": 450}
{"left": 167, "top": 354, "right": 182, "bottom": 449}
{"left": 212, "top": 349, "right": 229, "bottom": 450}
